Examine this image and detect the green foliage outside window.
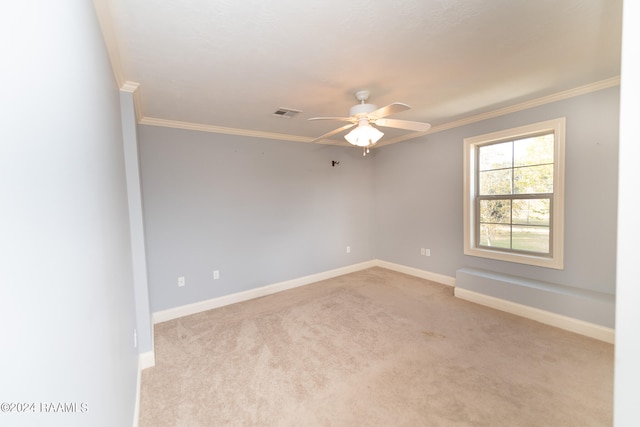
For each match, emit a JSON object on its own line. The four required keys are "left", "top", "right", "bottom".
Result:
{"left": 477, "top": 134, "right": 554, "bottom": 255}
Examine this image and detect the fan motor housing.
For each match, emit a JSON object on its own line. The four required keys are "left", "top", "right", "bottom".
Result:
{"left": 350, "top": 103, "right": 377, "bottom": 117}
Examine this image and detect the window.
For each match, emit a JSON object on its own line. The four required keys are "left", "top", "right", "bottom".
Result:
{"left": 464, "top": 118, "right": 565, "bottom": 269}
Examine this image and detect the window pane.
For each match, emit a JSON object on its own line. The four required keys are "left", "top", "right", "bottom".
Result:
{"left": 480, "top": 199, "right": 511, "bottom": 224}
{"left": 464, "top": 117, "right": 564, "bottom": 268}
{"left": 479, "top": 169, "right": 512, "bottom": 195}
{"left": 513, "top": 164, "right": 553, "bottom": 194}
{"left": 479, "top": 224, "right": 511, "bottom": 249}
{"left": 512, "top": 199, "right": 550, "bottom": 226}
{"left": 512, "top": 226, "right": 550, "bottom": 254}
{"left": 514, "top": 134, "right": 554, "bottom": 167}
{"left": 479, "top": 141, "right": 512, "bottom": 171}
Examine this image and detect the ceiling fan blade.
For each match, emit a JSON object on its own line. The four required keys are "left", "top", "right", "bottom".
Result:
{"left": 369, "top": 102, "right": 410, "bottom": 119}
{"left": 374, "top": 118, "right": 432, "bottom": 132}
{"left": 308, "top": 116, "right": 354, "bottom": 122}
{"left": 310, "top": 123, "right": 356, "bottom": 143}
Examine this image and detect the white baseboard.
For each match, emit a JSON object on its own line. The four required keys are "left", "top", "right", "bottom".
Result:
{"left": 152, "top": 260, "right": 378, "bottom": 324}
{"left": 374, "top": 260, "right": 456, "bottom": 286}
{"left": 133, "top": 351, "right": 155, "bottom": 426}
{"left": 139, "top": 350, "right": 155, "bottom": 369}
{"left": 454, "top": 287, "right": 615, "bottom": 344}
{"left": 152, "top": 261, "right": 614, "bottom": 343}
{"left": 150, "top": 260, "right": 611, "bottom": 344}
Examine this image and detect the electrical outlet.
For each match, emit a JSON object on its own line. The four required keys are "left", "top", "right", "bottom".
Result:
{"left": 133, "top": 329, "right": 138, "bottom": 348}
{"left": 178, "top": 276, "right": 185, "bottom": 287}
{"left": 425, "top": 249, "right": 431, "bottom": 256}
{"left": 346, "top": 246, "right": 351, "bottom": 254}
{"left": 213, "top": 270, "right": 220, "bottom": 280}
{"left": 420, "top": 248, "right": 426, "bottom": 256}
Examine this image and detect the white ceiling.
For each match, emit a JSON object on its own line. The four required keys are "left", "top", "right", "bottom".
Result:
{"left": 98, "top": 0, "right": 622, "bottom": 146}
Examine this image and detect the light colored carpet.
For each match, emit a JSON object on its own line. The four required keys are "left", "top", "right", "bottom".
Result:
{"left": 139, "top": 267, "right": 613, "bottom": 426}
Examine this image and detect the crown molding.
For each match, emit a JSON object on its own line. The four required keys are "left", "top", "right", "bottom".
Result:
{"left": 136, "top": 77, "right": 619, "bottom": 146}
{"left": 120, "top": 81, "right": 139, "bottom": 93}
{"left": 378, "top": 76, "right": 621, "bottom": 146}
{"left": 92, "top": 0, "right": 125, "bottom": 88}
{"left": 139, "top": 117, "right": 315, "bottom": 143}
{"left": 120, "top": 81, "right": 143, "bottom": 123}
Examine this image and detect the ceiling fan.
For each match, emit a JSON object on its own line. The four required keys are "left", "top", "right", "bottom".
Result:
{"left": 308, "top": 90, "right": 431, "bottom": 155}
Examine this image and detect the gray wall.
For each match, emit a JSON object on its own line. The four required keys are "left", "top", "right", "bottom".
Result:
{"left": 0, "top": 2, "right": 139, "bottom": 426}
{"left": 140, "top": 87, "right": 618, "bottom": 315}
{"left": 121, "top": 88, "right": 153, "bottom": 355}
{"left": 374, "top": 86, "right": 619, "bottom": 296}
{"left": 139, "top": 127, "right": 375, "bottom": 312}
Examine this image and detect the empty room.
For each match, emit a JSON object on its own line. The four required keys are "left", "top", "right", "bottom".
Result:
{"left": 3, "top": 1, "right": 639, "bottom": 427}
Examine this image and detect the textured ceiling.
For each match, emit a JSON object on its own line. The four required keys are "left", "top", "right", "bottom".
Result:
{"left": 100, "top": 0, "right": 622, "bottom": 146}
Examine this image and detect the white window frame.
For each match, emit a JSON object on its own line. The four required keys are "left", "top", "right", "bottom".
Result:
{"left": 463, "top": 117, "right": 565, "bottom": 269}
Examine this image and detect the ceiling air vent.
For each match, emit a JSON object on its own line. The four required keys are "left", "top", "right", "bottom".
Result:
{"left": 272, "top": 107, "right": 302, "bottom": 119}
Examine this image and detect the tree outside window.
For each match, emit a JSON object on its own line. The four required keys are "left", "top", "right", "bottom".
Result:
{"left": 464, "top": 118, "right": 565, "bottom": 269}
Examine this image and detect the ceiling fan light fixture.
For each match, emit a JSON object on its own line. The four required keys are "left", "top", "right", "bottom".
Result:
{"left": 344, "top": 120, "right": 384, "bottom": 147}
{"left": 308, "top": 91, "right": 430, "bottom": 151}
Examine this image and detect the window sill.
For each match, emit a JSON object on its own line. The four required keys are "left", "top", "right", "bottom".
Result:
{"left": 464, "top": 246, "right": 564, "bottom": 269}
